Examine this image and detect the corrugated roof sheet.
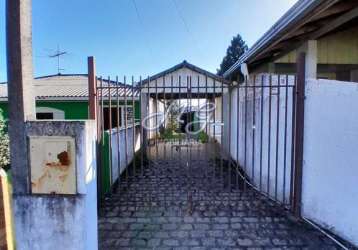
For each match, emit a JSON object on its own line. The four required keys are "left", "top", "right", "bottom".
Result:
{"left": 0, "top": 74, "right": 140, "bottom": 101}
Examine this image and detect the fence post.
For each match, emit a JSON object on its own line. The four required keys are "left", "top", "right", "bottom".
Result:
{"left": 88, "top": 56, "right": 97, "bottom": 120}
{"left": 293, "top": 52, "right": 306, "bottom": 217}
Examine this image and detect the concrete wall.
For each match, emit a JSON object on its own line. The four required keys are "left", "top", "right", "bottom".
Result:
{"left": 228, "top": 75, "right": 295, "bottom": 204}
{"left": 109, "top": 125, "right": 141, "bottom": 185}
{"left": 13, "top": 121, "right": 97, "bottom": 250}
{"left": 302, "top": 79, "right": 358, "bottom": 246}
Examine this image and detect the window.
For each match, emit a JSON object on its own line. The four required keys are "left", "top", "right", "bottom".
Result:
{"left": 102, "top": 106, "right": 134, "bottom": 131}
{"left": 36, "top": 112, "right": 54, "bottom": 120}
{"left": 36, "top": 107, "right": 65, "bottom": 120}
{"left": 103, "top": 107, "right": 122, "bottom": 130}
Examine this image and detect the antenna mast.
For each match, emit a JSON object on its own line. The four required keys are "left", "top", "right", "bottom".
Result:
{"left": 48, "top": 45, "right": 67, "bottom": 74}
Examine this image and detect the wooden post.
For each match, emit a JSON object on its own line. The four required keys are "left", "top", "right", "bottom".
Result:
{"left": 6, "top": 0, "right": 35, "bottom": 194}
{"left": 88, "top": 56, "right": 97, "bottom": 120}
{"left": 293, "top": 52, "right": 306, "bottom": 217}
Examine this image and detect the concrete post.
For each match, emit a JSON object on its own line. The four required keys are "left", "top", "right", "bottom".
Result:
{"left": 6, "top": 0, "right": 36, "bottom": 194}
{"left": 297, "top": 40, "right": 317, "bottom": 79}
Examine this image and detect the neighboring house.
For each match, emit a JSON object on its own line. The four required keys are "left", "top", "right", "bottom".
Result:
{"left": 0, "top": 74, "right": 140, "bottom": 128}
{"left": 224, "top": 0, "right": 358, "bottom": 82}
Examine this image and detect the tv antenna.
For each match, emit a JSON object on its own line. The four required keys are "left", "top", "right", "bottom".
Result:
{"left": 48, "top": 45, "right": 67, "bottom": 74}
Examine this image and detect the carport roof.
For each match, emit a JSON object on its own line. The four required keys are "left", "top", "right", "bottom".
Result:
{"left": 140, "top": 60, "right": 228, "bottom": 85}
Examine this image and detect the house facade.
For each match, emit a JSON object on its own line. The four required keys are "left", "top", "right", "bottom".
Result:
{"left": 224, "top": 0, "right": 358, "bottom": 83}
{"left": 0, "top": 74, "right": 140, "bottom": 127}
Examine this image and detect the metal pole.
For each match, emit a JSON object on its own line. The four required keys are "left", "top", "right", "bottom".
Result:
{"left": 244, "top": 76, "right": 248, "bottom": 191}
{"left": 88, "top": 56, "right": 97, "bottom": 120}
{"left": 108, "top": 77, "right": 113, "bottom": 186}
{"left": 282, "top": 75, "right": 289, "bottom": 204}
{"left": 293, "top": 52, "right": 306, "bottom": 217}
{"left": 267, "top": 75, "right": 272, "bottom": 195}
{"left": 116, "top": 77, "right": 121, "bottom": 193}
{"left": 132, "top": 76, "right": 136, "bottom": 177}
{"left": 236, "top": 82, "right": 240, "bottom": 190}
{"left": 252, "top": 76, "right": 256, "bottom": 185}
{"left": 259, "top": 75, "right": 264, "bottom": 192}
{"left": 275, "top": 75, "right": 281, "bottom": 200}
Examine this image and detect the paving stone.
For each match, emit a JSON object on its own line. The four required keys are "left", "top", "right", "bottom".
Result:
{"left": 98, "top": 141, "right": 342, "bottom": 250}
{"left": 171, "top": 230, "right": 189, "bottom": 238}
{"left": 163, "top": 239, "right": 180, "bottom": 247}
{"left": 237, "top": 238, "right": 254, "bottom": 247}
{"left": 207, "top": 230, "right": 224, "bottom": 238}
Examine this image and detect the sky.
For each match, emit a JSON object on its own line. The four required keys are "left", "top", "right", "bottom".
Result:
{"left": 0, "top": 0, "right": 298, "bottom": 82}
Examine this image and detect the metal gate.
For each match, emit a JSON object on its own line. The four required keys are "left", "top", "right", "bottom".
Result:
{"left": 94, "top": 72, "right": 301, "bottom": 215}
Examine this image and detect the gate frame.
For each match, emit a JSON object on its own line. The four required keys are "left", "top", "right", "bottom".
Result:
{"left": 292, "top": 52, "right": 306, "bottom": 217}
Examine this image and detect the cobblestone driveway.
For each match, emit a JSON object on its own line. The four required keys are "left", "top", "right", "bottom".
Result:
{"left": 99, "top": 141, "right": 340, "bottom": 249}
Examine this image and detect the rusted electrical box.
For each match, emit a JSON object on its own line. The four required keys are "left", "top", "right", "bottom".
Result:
{"left": 29, "top": 136, "right": 76, "bottom": 195}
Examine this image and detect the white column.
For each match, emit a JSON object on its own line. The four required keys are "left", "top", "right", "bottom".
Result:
{"left": 297, "top": 40, "right": 317, "bottom": 79}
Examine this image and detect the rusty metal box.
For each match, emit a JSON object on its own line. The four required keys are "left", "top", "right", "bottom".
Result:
{"left": 29, "top": 136, "right": 76, "bottom": 195}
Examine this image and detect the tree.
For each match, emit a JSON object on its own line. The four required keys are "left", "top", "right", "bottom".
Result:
{"left": 217, "top": 34, "right": 248, "bottom": 76}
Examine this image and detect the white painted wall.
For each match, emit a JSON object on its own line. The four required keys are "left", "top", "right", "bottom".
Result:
{"left": 14, "top": 121, "right": 98, "bottom": 250}
{"left": 228, "top": 74, "right": 295, "bottom": 204}
{"left": 109, "top": 125, "right": 141, "bottom": 184}
{"left": 142, "top": 67, "right": 226, "bottom": 94}
{"left": 84, "top": 120, "right": 98, "bottom": 250}
{"left": 302, "top": 79, "right": 358, "bottom": 246}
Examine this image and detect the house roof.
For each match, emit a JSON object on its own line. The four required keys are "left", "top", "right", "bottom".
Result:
{"left": 140, "top": 60, "right": 228, "bottom": 85}
{"left": 223, "top": 0, "right": 358, "bottom": 78}
{"left": 0, "top": 74, "right": 140, "bottom": 101}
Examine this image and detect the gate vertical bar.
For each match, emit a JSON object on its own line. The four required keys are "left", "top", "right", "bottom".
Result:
{"left": 289, "top": 79, "right": 296, "bottom": 207}
{"left": 213, "top": 79, "right": 216, "bottom": 182}
{"left": 140, "top": 76, "right": 144, "bottom": 176}
{"left": 293, "top": 53, "right": 306, "bottom": 217}
{"left": 155, "top": 78, "right": 159, "bottom": 206}
{"left": 259, "top": 75, "right": 264, "bottom": 192}
{"left": 275, "top": 75, "right": 281, "bottom": 200}
{"left": 116, "top": 78, "right": 121, "bottom": 193}
{"left": 252, "top": 76, "right": 256, "bottom": 184}
{"left": 236, "top": 82, "right": 240, "bottom": 190}
{"left": 124, "top": 77, "right": 129, "bottom": 186}
{"left": 98, "top": 77, "right": 104, "bottom": 203}
{"left": 132, "top": 77, "right": 136, "bottom": 178}
{"left": 108, "top": 77, "right": 113, "bottom": 186}
{"left": 170, "top": 75, "right": 174, "bottom": 206}
{"left": 147, "top": 76, "right": 152, "bottom": 208}
{"left": 228, "top": 82, "right": 232, "bottom": 195}
{"left": 244, "top": 76, "right": 248, "bottom": 191}
{"left": 220, "top": 79, "right": 224, "bottom": 191}
{"left": 187, "top": 76, "right": 193, "bottom": 214}
{"left": 282, "top": 75, "right": 289, "bottom": 204}
{"left": 267, "top": 75, "right": 272, "bottom": 195}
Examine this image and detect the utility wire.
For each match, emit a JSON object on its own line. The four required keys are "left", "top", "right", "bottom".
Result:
{"left": 171, "top": 0, "right": 205, "bottom": 59}
{"left": 131, "top": 0, "right": 155, "bottom": 59}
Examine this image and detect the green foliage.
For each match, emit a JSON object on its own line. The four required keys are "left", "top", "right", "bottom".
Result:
{"left": 0, "top": 118, "right": 10, "bottom": 169}
{"left": 159, "top": 127, "right": 184, "bottom": 140}
{"left": 217, "top": 34, "right": 248, "bottom": 76}
{"left": 197, "top": 130, "right": 209, "bottom": 143}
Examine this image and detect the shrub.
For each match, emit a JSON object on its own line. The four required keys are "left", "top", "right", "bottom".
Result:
{"left": 0, "top": 119, "right": 10, "bottom": 170}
